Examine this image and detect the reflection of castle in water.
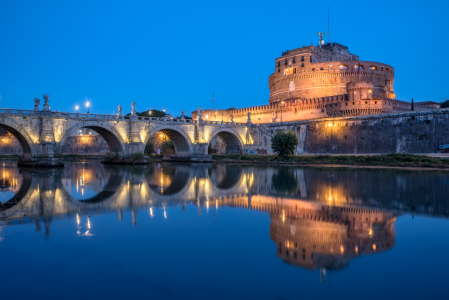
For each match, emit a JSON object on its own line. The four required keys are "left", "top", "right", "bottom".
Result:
{"left": 1, "top": 162, "right": 448, "bottom": 271}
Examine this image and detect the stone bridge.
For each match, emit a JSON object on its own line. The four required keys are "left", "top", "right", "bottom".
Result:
{"left": 0, "top": 101, "right": 253, "bottom": 160}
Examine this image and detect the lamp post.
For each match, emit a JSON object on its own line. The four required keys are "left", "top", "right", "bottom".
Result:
{"left": 86, "top": 102, "right": 90, "bottom": 114}
{"left": 75, "top": 105, "right": 79, "bottom": 114}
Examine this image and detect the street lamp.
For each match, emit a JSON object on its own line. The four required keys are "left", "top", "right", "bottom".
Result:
{"left": 75, "top": 105, "right": 79, "bottom": 113}
{"left": 86, "top": 102, "right": 90, "bottom": 114}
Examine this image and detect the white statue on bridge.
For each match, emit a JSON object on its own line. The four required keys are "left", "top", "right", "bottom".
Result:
{"left": 42, "top": 94, "right": 50, "bottom": 111}
{"left": 247, "top": 111, "right": 252, "bottom": 124}
{"left": 230, "top": 114, "right": 234, "bottom": 123}
{"left": 117, "top": 105, "right": 122, "bottom": 117}
{"left": 33, "top": 98, "right": 40, "bottom": 111}
{"left": 181, "top": 110, "right": 185, "bottom": 120}
{"left": 197, "top": 107, "right": 202, "bottom": 120}
{"left": 130, "top": 101, "right": 136, "bottom": 116}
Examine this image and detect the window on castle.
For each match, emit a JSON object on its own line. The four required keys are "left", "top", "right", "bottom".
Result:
{"left": 355, "top": 64, "right": 364, "bottom": 69}
{"left": 301, "top": 63, "right": 304, "bottom": 67}
{"left": 278, "top": 68, "right": 280, "bottom": 73}
{"left": 301, "top": 56, "right": 304, "bottom": 61}
{"left": 284, "top": 67, "right": 296, "bottom": 75}
{"left": 278, "top": 61, "right": 280, "bottom": 67}
{"left": 312, "top": 68, "right": 315, "bottom": 71}
{"left": 338, "top": 65, "right": 348, "bottom": 70}
{"left": 293, "top": 57, "right": 296, "bottom": 63}
{"left": 386, "top": 68, "right": 390, "bottom": 72}
{"left": 310, "top": 56, "right": 312, "bottom": 63}
{"left": 381, "top": 67, "right": 384, "bottom": 71}
{"left": 285, "top": 59, "right": 288, "bottom": 65}
{"left": 320, "top": 67, "right": 324, "bottom": 70}
{"left": 369, "top": 66, "right": 377, "bottom": 70}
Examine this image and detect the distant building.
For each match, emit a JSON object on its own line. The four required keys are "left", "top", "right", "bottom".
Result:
{"left": 415, "top": 101, "right": 441, "bottom": 109}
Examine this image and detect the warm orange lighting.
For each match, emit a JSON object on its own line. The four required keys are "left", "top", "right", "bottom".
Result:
{"left": 369, "top": 228, "right": 373, "bottom": 236}
{"left": 372, "top": 244, "right": 377, "bottom": 251}
{"left": 328, "top": 123, "right": 332, "bottom": 127}
{"left": 340, "top": 245, "right": 344, "bottom": 254}
{"left": 368, "top": 89, "right": 372, "bottom": 93}
{"left": 355, "top": 246, "right": 359, "bottom": 253}
{"left": 160, "top": 134, "right": 163, "bottom": 138}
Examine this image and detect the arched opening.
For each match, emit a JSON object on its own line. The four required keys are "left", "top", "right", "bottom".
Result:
{"left": 59, "top": 125, "right": 124, "bottom": 156}
{"left": 146, "top": 129, "right": 190, "bottom": 156}
{"left": 210, "top": 165, "right": 242, "bottom": 190}
{"left": 147, "top": 164, "right": 190, "bottom": 195}
{"left": 0, "top": 161, "right": 31, "bottom": 211}
{"left": 209, "top": 130, "right": 243, "bottom": 154}
{"left": 60, "top": 162, "right": 122, "bottom": 203}
{"left": 0, "top": 124, "right": 33, "bottom": 158}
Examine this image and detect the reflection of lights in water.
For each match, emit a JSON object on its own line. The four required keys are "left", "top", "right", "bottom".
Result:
{"left": 355, "top": 245, "right": 359, "bottom": 253}
{"left": 282, "top": 210, "right": 285, "bottom": 223}
{"left": 206, "top": 199, "right": 209, "bottom": 211}
{"left": 76, "top": 214, "right": 80, "bottom": 225}
{"left": 87, "top": 217, "right": 91, "bottom": 229}
{"left": 372, "top": 244, "right": 377, "bottom": 251}
{"left": 369, "top": 228, "right": 373, "bottom": 236}
{"left": 149, "top": 207, "right": 154, "bottom": 218}
{"left": 163, "top": 207, "right": 167, "bottom": 219}
{"left": 340, "top": 245, "right": 344, "bottom": 254}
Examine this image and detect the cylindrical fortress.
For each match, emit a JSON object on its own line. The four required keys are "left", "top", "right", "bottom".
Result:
{"left": 269, "top": 43, "right": 395, "bottom": 104}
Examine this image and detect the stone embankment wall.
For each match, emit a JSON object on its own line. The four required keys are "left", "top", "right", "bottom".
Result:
{"left": 302, "top": 111, "right": 449, "bottom": 154}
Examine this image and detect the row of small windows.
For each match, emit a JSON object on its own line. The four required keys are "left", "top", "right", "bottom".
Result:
{"left": 277, "top": 56, "right": 306, "bottom": 67}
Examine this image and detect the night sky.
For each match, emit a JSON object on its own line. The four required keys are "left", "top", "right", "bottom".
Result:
{"left": 0, "top": 0, "right": 447, "bottom": 116}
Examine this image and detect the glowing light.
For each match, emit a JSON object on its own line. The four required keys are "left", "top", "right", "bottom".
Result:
{"left": 369, "top": 228, "right": 373, "bottom": 236}
{"left": 87, "top": 217, "right": 91, "bottom": 229}
{"left": 76, "top": 214, "right": 80, "bottom": 225}
{"left": 205, "top": 115, "right": 209, "bottom": 119}
{"left": 328, "top": 123, "right": 332, "bottom": 127}
{"left": 86, "top": 102, "right": 90, "bottom": 107}
{"left": 368, "top": 89, "right": 372, "bottom": 93}
{"left": 355, "top": 246, "right": 359, "bottom": 253}
{"left": 149, "top": 207, "right": 154, "bottom": 218}
{"left": 160, "top": 134, "right": 163, "bottom": 138}
{"left": 372, "top": 244, "right": 377, "bottom": 251}
{"left": 340, "top": 245, "right": 344, "bottom": 254}
{"left": 282, "top": 210, "right": 285, "bottom": 223}
{"left": 163, "top": 207, "right": 167, "bottom": 219}
{"left": 75, "top": 105, "right": 79, "bottom": 111}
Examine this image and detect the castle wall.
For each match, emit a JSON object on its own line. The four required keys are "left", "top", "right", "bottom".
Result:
{"left": 302, "top": 111, "right": 449, "bottom": 154}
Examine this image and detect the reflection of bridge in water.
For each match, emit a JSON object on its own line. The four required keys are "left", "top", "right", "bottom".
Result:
{"left": 1, "top": 162, "right": 448, "bottom": 271}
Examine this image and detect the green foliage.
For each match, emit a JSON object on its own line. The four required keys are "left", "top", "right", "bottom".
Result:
{"left": 110, "top": 150, "right": 119, "bottom": 160}
{"left": 161, "top": 141, "right": 175, "bottom": 154}
{"left": 130, "top": 152, "right": 144, "bottom": 163}
{"left": 271, "top": 131, "right": 299, "bottom": 157}
{"left": 441, "top": 100, "right": 449, "bottom": 108}
{"left": 127, "top": 109, "right": 166, "bottom": 117}
{"left": 208, "top": 143, "right": 213, "bottom": 154}
{"left": 271, "top": 167, "right": 298, "bottom": 196}
{"left": 145, "top": 141, "right": 154, "bottom": 154}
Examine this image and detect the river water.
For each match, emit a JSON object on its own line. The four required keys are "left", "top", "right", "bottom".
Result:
{"left": 1, "top": 160, "right": 448, "bottom": 299}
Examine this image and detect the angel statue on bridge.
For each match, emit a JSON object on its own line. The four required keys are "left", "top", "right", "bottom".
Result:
{"left": 33, "top": 98, "right": 40, "bottom": 111}
{"left": 230, "top": 114, "right": 234, "bottom": 123}
{"left": 181, "top": 110, "right": 185, "bottom": 120}
{"left": 130, "top": 101, "right": 136, "bottom": 115}
{"left": 117, "top": 105, "right": 122, "bottom": 116}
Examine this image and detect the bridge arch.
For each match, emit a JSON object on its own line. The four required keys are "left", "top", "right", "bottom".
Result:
{"left": 56, "top": 121, "right": 126, "bottom": 156}
{"left": 0, "top": 119, "right": 36, "bottom": 158}
{"left": 144, "top": 125, "right": 192, "bottom": 156}
{"left": 208, "top": 128, "right": 244, "bottom": 154}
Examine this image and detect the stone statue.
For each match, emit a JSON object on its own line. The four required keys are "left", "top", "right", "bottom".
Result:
{"left": 42, "top": 94, "right": 50, "bottom": 111}
{"left": 247, "top": 111, "right": 252, "bottom": 123}
{"left": 117, "top": 105, "right": 122, "bottom": 116}
{"left": 230, "top": 114, "right": 234, "bottom": 123}
{"left": 130, "top": 101, "right": 136, "bottom": 115}
{"left": 197, "top": 106, "right": 202, "bottom": 119}
{"left": 33, "top": 98, "right": 40, "bottom": 111}
{"left": 317, "top": 31, "right": 326, "bottom": 41}
{"left": 43, "top": 94, "right": 49, "bottom": 105}
{"left": 181, "top": 110, "right": 185, "bottom": 120}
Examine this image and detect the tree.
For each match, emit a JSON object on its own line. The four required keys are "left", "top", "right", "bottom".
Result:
{"left": 161, "top": 140, "right": 175, "bottom": 154}
{"left": 441, "top": 100, "right": 449, "bottom": 108}
{"left": 411, "top": 98, "right": 414, "bottom": 111}
{"left": 271, "top": 131, "right": 298, "bottom": 157}
{"left": 144, "top": 141, "right": 154, "bottom": 154}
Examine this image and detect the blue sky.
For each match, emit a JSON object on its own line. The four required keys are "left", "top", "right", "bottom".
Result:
{"left": 0, "top": 0, "right": 447, "bottom": 116}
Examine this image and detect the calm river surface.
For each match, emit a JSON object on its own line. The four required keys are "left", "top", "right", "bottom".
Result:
{"left": 1, "top": 160, "right": 449, "bottom": 300}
